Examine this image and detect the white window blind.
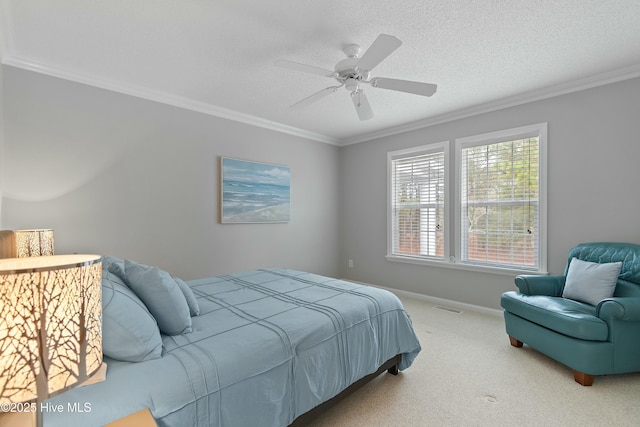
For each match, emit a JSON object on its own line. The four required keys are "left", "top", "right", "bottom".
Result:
{"left": 460, "top": 136, "right": 540, "bottom": 269}
{"left": 390, "top": 148, "right": 445, "bottom": 259}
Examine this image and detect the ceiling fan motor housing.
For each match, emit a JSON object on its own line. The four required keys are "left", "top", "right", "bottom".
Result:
{"left": 335, "top": 45, "right": 371, "bottom": 91}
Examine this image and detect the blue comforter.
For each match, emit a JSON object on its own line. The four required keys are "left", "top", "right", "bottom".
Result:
{"left": 45, "top": 269, "right": 421, "bottom": 426}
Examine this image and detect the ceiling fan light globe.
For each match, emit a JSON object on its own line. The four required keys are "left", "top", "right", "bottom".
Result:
{"left": 345, "top": 78, "right": 359, "bottom": 92}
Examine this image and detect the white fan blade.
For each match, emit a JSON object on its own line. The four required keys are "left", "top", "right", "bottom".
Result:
{"left": 291, "top": 86, "right": 339, "bottom": 109}
{"left": 371, "top": 77, "right": 437, "bottom": 97}
{"left": 351, "top": 89, "right": 374, "bottom": 121}
{"left": 356, "top": 34, "right": 402, "bottom": 72}
{"left": 274, "top": 59, "right": 335, "bottom": 77}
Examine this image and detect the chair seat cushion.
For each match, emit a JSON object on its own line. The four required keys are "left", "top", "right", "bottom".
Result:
{"left": 501, "top": 291, "right": 608, "bottom": 341}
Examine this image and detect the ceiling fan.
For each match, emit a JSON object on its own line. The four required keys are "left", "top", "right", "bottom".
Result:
{"left": 275, "top": 34, "right": 437, "bottom": 121}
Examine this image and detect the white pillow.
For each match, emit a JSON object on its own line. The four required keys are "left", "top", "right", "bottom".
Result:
{"left": 562, "top": 257, "right": 622, "bottom": 306}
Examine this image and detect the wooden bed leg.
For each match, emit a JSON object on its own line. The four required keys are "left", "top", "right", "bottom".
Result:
{"left": 573, "top": 371, "right": 595, "bottom": 386}
{"left": 509, "top": 336, "right": 523, "bottom": 347}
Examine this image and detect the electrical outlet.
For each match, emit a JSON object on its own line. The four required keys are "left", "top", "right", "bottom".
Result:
{"left": 348, "top": 259, "right": 353, "bottom": 268}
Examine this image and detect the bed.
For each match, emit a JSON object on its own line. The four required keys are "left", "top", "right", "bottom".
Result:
{"left": 44, "top": 261, "right": 421, "bottom": 426}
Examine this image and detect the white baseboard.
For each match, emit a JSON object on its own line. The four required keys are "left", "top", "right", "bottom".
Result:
{"left": 341, "top": 278, "right": 503, "bottom": 318}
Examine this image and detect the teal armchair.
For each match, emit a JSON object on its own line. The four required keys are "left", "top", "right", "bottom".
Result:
{"left": 500, "top": 242, "right": 640, "bottom": 385}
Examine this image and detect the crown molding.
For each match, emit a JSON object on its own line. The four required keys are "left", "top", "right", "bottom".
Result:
{"left": 340, "top": 63, "right": 640, "bottom": 146}
{"left": 1, "top": 54, "right": 340, "bottom": 146}
{"left": 3, "top": 47, "right": 639, "bottom": 148}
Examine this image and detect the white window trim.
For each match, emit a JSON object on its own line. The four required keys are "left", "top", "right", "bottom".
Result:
{"left": 386, "top": 141, "right": 450, "bottom": 262}
{"left": 386, "top": 123, "right": 548, "bottom": 276}
{"left": 455, "top": 123, "right": 548, "bottom": 274}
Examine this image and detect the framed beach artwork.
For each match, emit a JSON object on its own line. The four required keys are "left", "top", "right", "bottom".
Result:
{"left": 220, "top": 157, "right": 291, "bottom": 223}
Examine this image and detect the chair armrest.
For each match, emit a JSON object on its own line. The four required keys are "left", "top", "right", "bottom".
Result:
{"left": 597, "top": 297, "right": 640, "bottom": 322}
{"left": 514, "top": 275, "right": 565, "bottom": 296}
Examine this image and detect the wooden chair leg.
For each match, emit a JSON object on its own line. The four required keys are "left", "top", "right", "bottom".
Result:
{"left": 509, "top": 336, "right": 523, "bottom": 347}
{"left": 573, "top": 371, "right": 595, "bottom": 386}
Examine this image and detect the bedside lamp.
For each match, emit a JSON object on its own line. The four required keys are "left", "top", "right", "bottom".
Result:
{"left": 15, "top": 229, "right": 55, "bottom": 258}
{"left": 0, "top": 230, "right": 55, "bottom": 259}
{"left": 0, "top": 231, "right": 15, "bottom": 258}
{"left": 0, "top": 254, "right": 102, "bottom": 427}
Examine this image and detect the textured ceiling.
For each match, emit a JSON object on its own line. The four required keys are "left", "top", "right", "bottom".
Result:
{"left": 1, "top": 0, "right": 640, "bottom": 145}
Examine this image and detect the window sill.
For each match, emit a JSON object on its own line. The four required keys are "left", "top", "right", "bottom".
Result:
{"left": 385, "top": 255, "right": 548, "bottom": 276}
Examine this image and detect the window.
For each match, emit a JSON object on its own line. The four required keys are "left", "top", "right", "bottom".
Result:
{"left": 388, "top": 142, "right": 448, "bottom": 260}
{"left": 388, "top": 123, "right": 547, "bottom": 274}
{"left": 456, "top": 124, "right": 546, "bottom": 271}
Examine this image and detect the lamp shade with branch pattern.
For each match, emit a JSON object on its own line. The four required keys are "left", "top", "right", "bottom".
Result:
{"left": 15, "top": 230, "right": 55, "bottom": 258}
{"left": 0, "top": 255, "right": 102, "bottom": 416}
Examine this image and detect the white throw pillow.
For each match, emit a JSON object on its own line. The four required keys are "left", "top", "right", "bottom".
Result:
{"left": 562, "top": 257, "right": 622, "bottom": 306}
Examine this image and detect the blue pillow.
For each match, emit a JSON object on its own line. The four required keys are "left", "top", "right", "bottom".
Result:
{"left": 124, "top": 260, "right": 192, "bottom": 335}
{"left": 101, "top": 271, "right": 163, "bottom": 362}
{"left": 174, "top": 276, "right": 200, "bottom": 316}
{"left": 102, "top": 255, "right": 126, "bottom": 280}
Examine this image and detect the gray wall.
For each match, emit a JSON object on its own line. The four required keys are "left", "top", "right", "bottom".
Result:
{"left": 1, "top": 66, "right": 341, "bottom": 279}
{"left": 3, "top": 64, "right": 639, "bottom": 310}
{"left": 339, "top": 77, "right": 640, "bottom": 309}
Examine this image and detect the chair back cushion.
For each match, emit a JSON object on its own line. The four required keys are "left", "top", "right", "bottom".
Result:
{"left": 566, "top": 242, "right": 640, "bottom": 297}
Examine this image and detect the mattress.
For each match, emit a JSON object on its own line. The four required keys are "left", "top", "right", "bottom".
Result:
{"left": 44, "top": 268, "right": 421, "bottom": 426}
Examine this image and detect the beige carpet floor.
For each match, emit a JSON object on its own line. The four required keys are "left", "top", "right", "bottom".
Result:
{"left": 305, "top": 295, "right": 640, "bottom": 427}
